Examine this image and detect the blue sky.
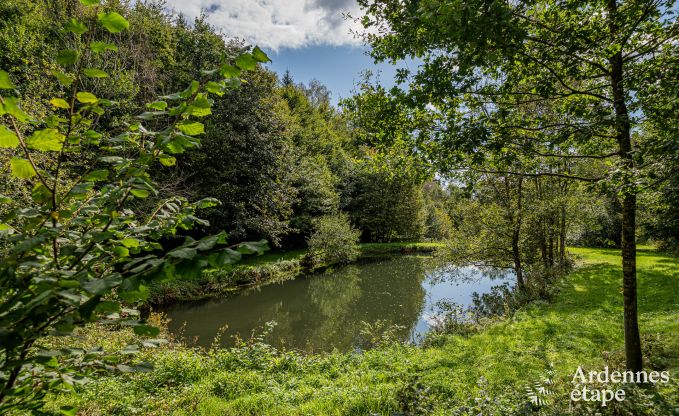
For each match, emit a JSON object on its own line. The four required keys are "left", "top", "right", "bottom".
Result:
{"left": 266, "top": 45, "right": 406, "bottom": 106}
{"left": 163, "top": 0, "right": 413, "bottom": 106}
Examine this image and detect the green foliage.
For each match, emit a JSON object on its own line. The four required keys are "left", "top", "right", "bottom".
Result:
{"left": 40, "top": 248, "right": 679, "bottom": 415}
{"left": 347, "top": 166, "right": 426, "bottom": 243}
{"left": 305, "top": 213, "right": 361, "bottom": 267}
{"left": 0, "top": 5, "right": 270, "bottom": 412}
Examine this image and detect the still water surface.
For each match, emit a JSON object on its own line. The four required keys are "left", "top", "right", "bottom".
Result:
{"left": 164, "top": 256, "right": 514, "bottom": 351}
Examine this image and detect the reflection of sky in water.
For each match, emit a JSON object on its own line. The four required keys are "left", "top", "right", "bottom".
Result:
{"left": 412, "top": 265, "right": 515, "bottom": 343}
{"left": 163, "top": 257, "right": 514, "bottom": 352}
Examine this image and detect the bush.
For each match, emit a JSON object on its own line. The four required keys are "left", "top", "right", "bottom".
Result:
{"left": 304, "top": 213, "right": 361, "bottom": 268}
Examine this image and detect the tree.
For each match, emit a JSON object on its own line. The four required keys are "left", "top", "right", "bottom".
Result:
{"left": 357, "top": 0, "right": 678, "bottom": 370}
{"left": 304, "top": 213, "right": 361, "bottom": 267}
{"left": 0, "top": 3, "right": 268, "bottom": 411}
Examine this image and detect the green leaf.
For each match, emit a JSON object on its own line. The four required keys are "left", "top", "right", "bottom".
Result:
{"left": 26, "top": 128, "right": 65, "bottom": 151}
{"left": 98, "top": 12, "right": 129, "bottom": 33}
{"left": 82, "top": 275, "right": 122, "bottom": 295}
{"left": 57, "top": 49, "right": 78, "bottom": 66}
{"left": 59, "top": 405, "right": 78, "bottom": 416}
{"left": 235, "top": 53, "right": 257, "bottom": 71}
{"left": 50, "top": 98, "right": 70, "bottom": 109}
{"left": 83, "top": 169, "right": 109, "bottom": 182}
{"left": 185, "top": 94, "right": 211, "bottom": 117}
{"left": 80, "top": 0, "right": 100, "bottom": 5}
{"left": 0, "top": 126, "right": 19, "bottom": 148}
{"left": 90, "top": 41, "right": 118, "bottom": 53}
{"left": 32, "top": 183, "right": 53, "bottom": 204}
{"left": 112, "top": 246, "right": 130, "bottom": 258}
{"left": 0, "top": 223, "right": 14, "bottom": 236}
{"left": 130, "top": 189, "right": 149, "bottom": 198}
{"left": 252, "top": 46, "right": 270, "bottom": 63}
{"left": 205, "top": 81, "right": 225, "bottom": 96}
{"left": 120, "top": 238, "right": 140, "bottom": 248}
{"left": 64, "top": 19, "right": 88, "bottom": 35}
{"left": 133, "top": 324, "right": 160, "bottom": 337}
{"left": 147, "top": 101, "right": 167, "bottom": 111}
{"left": 2, "top": 96, "right": 30, "bottom": 121}
{"left": 10, "top": 158, "right": 36, "bottom": 179}
{"left": 0, "top": 70, "right": 16, "bottom": 89}
{"left": 83, "top": 68, "right": 109, "bottom": 78}
{"left": 177, "top": 121, "right": 204, "bottom": 136}
{"left": 51, "top": 70, "right": 74, "bottom": 87}
{"left": 167, "top": 247, "right": 197, "bottom": 259}
{"left": 158, "top": 154, "right": 176, "bottom": 166}
{"left": 95, "top": 301, "right": 120, "bottom": 314}
{"left": 219, "top": 64, "right": 241, "bottom": 78}
{"left": 76, "top": 92, "right": 98, "bottom": 104}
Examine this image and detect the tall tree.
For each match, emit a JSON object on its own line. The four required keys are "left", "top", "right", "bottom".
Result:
{"left": 357, "top": 0, "right": 678, "bottom": 370}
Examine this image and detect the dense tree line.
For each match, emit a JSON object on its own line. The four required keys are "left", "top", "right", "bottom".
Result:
{"left": 0, "top": 0, "right": 442, "bottom": 250}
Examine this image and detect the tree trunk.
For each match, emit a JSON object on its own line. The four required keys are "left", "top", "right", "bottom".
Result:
{"left": 608, "top": 0, "right": 643, "bottom": 372}
{"left": 512, "top": 177, "right": 525, "bottom": 289}
{"left": 559, "top": 205, "right": 567, "bottom": 263}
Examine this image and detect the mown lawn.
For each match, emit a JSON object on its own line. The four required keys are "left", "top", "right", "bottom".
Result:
{"left": 48, "top": 247, "right": 679, "bottom": 415}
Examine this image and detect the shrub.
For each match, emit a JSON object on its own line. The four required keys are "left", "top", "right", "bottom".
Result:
{"left": 304, "top": 213, "right": 361, "bottom": 268}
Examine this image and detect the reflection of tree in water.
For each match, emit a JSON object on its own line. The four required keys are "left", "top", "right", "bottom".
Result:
{"left": 426, "top": 263, "right": 514, "bottom": 285}
{"left": 307, "top": 266, "right": 363, "bottom": 350}
{"left": 304, "top": 257, "right": 428, "bottom": 350}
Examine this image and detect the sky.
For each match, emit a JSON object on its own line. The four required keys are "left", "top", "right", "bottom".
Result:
{"left": 163, "top": 0, "right": 413, "bottom": 105}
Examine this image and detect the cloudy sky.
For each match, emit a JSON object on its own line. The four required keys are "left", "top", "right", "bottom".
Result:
{"left": 164, "top": 0, "right": 406, "bottom": 105}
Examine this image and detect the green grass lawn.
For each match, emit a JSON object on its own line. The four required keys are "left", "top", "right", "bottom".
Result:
{"left": 50, "top": 247, "right": 679, "bottom": 415}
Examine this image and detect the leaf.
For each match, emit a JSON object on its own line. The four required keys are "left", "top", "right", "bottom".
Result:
{"left": 185, "top": 94, "right": 212, "bottom": 117}
{"left": 0, "top": 70, "right": 16, "bottom": 89}
{"left": 94, "top": 300, "right": 120, "bottom": 314}
{"left": 252, "top": 46, "right": 270, "bottom": 63}
{"left": 82, "top": 169, "right": 109, "bottom": 182}
{"left": 50, "top": 98, "right": 70, "bottom": 109}
{"left": 146, "top": 101, "right": 167, "bottom": 111}
{"left": 0, "top": 126, "right": 19, "bottom": 148}
{"left": 167, "top": 247, "right": 197, "bottom": 259}
{"left": 32, "top": 183, "right": 53, "bottom": 204}
{"left": 120, "top": 238, "right": 140, "bottom": 248}
{"left": 235, "top": 53, "right": 257, "bottom": 71}
{"left": 51, "top": 70, "right": 74, "bottom": 87}
{"left": 80, "top": 0, "right": 100, "bottom": 5}
{"left": 2, "top": 96, "right": 30, "bottom": 121}
{"left": 59, "top": 405, "right": 78, "bottom": 416}
{"left": 205, "top": 81, "right": 225, "bottom": 96}
{"left": 64, "top": 19, "right": 88, "bottom": 35}
{"left": 130, "top": 189, "right": 149, "bottom": 198}
{"left": 133, "top": 324, "right": 160, "bottom": 337}
{"left": 208, "top": 248, "right": 241, "bottom": 267}
{"left": 0, "top": 223, "right": 15, "bottom": 236}
{"left": 177, "top": 121, "right": 204, "bottom": 136}
{"left": 158, "top": 155, "right": 176, "bottom": 166}
{"left": 26, "top": 128, "right": 65, "bottom": 151}
{"left": 219, "top": 64, "right": 241, "bottom": 78}
{"left": 82, "top": 275, "right": 122, "bottom": 295}
{"left": 10, "top": 158, "right": 36, "bottom": 179}
{"left": 98, "top": 12, "right": 129, "bottom": 33}
{"left": 90, "top": 41, "right": 118, "bottom": 53}
{"left": 57, "top": 49, "right": 78, "bottom": 66}
{"left": 83, "top": 68, "right": 109, "bottom": 78}
{"left": 112, "top": 246, "right": 130, "bottom": 258}
{"left": 76, "top": 92, "right": 98, "bottom": 104}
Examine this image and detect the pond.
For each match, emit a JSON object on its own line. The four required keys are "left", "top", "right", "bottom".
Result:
{"left": 163, "top": 256, "right": 515, "bottom": 352}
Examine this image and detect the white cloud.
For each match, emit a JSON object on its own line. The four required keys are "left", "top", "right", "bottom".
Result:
{"left": 164, "top": 0, "right": 363, "bottom": 51}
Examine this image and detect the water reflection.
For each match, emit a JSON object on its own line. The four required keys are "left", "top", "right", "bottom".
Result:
{"left": 164, "top": 256, "right": 513, "bottom": 351}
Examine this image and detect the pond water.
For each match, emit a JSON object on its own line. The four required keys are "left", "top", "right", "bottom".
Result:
{"left": 163, "top": 256, "right": 514, "bottom": 352}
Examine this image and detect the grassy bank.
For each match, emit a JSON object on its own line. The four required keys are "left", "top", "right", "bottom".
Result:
{"left": 147, "top": 242, "right": 443, "bottom": 306}
{"left": 44, "top": 247, "right": 678, "bottom": 415}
